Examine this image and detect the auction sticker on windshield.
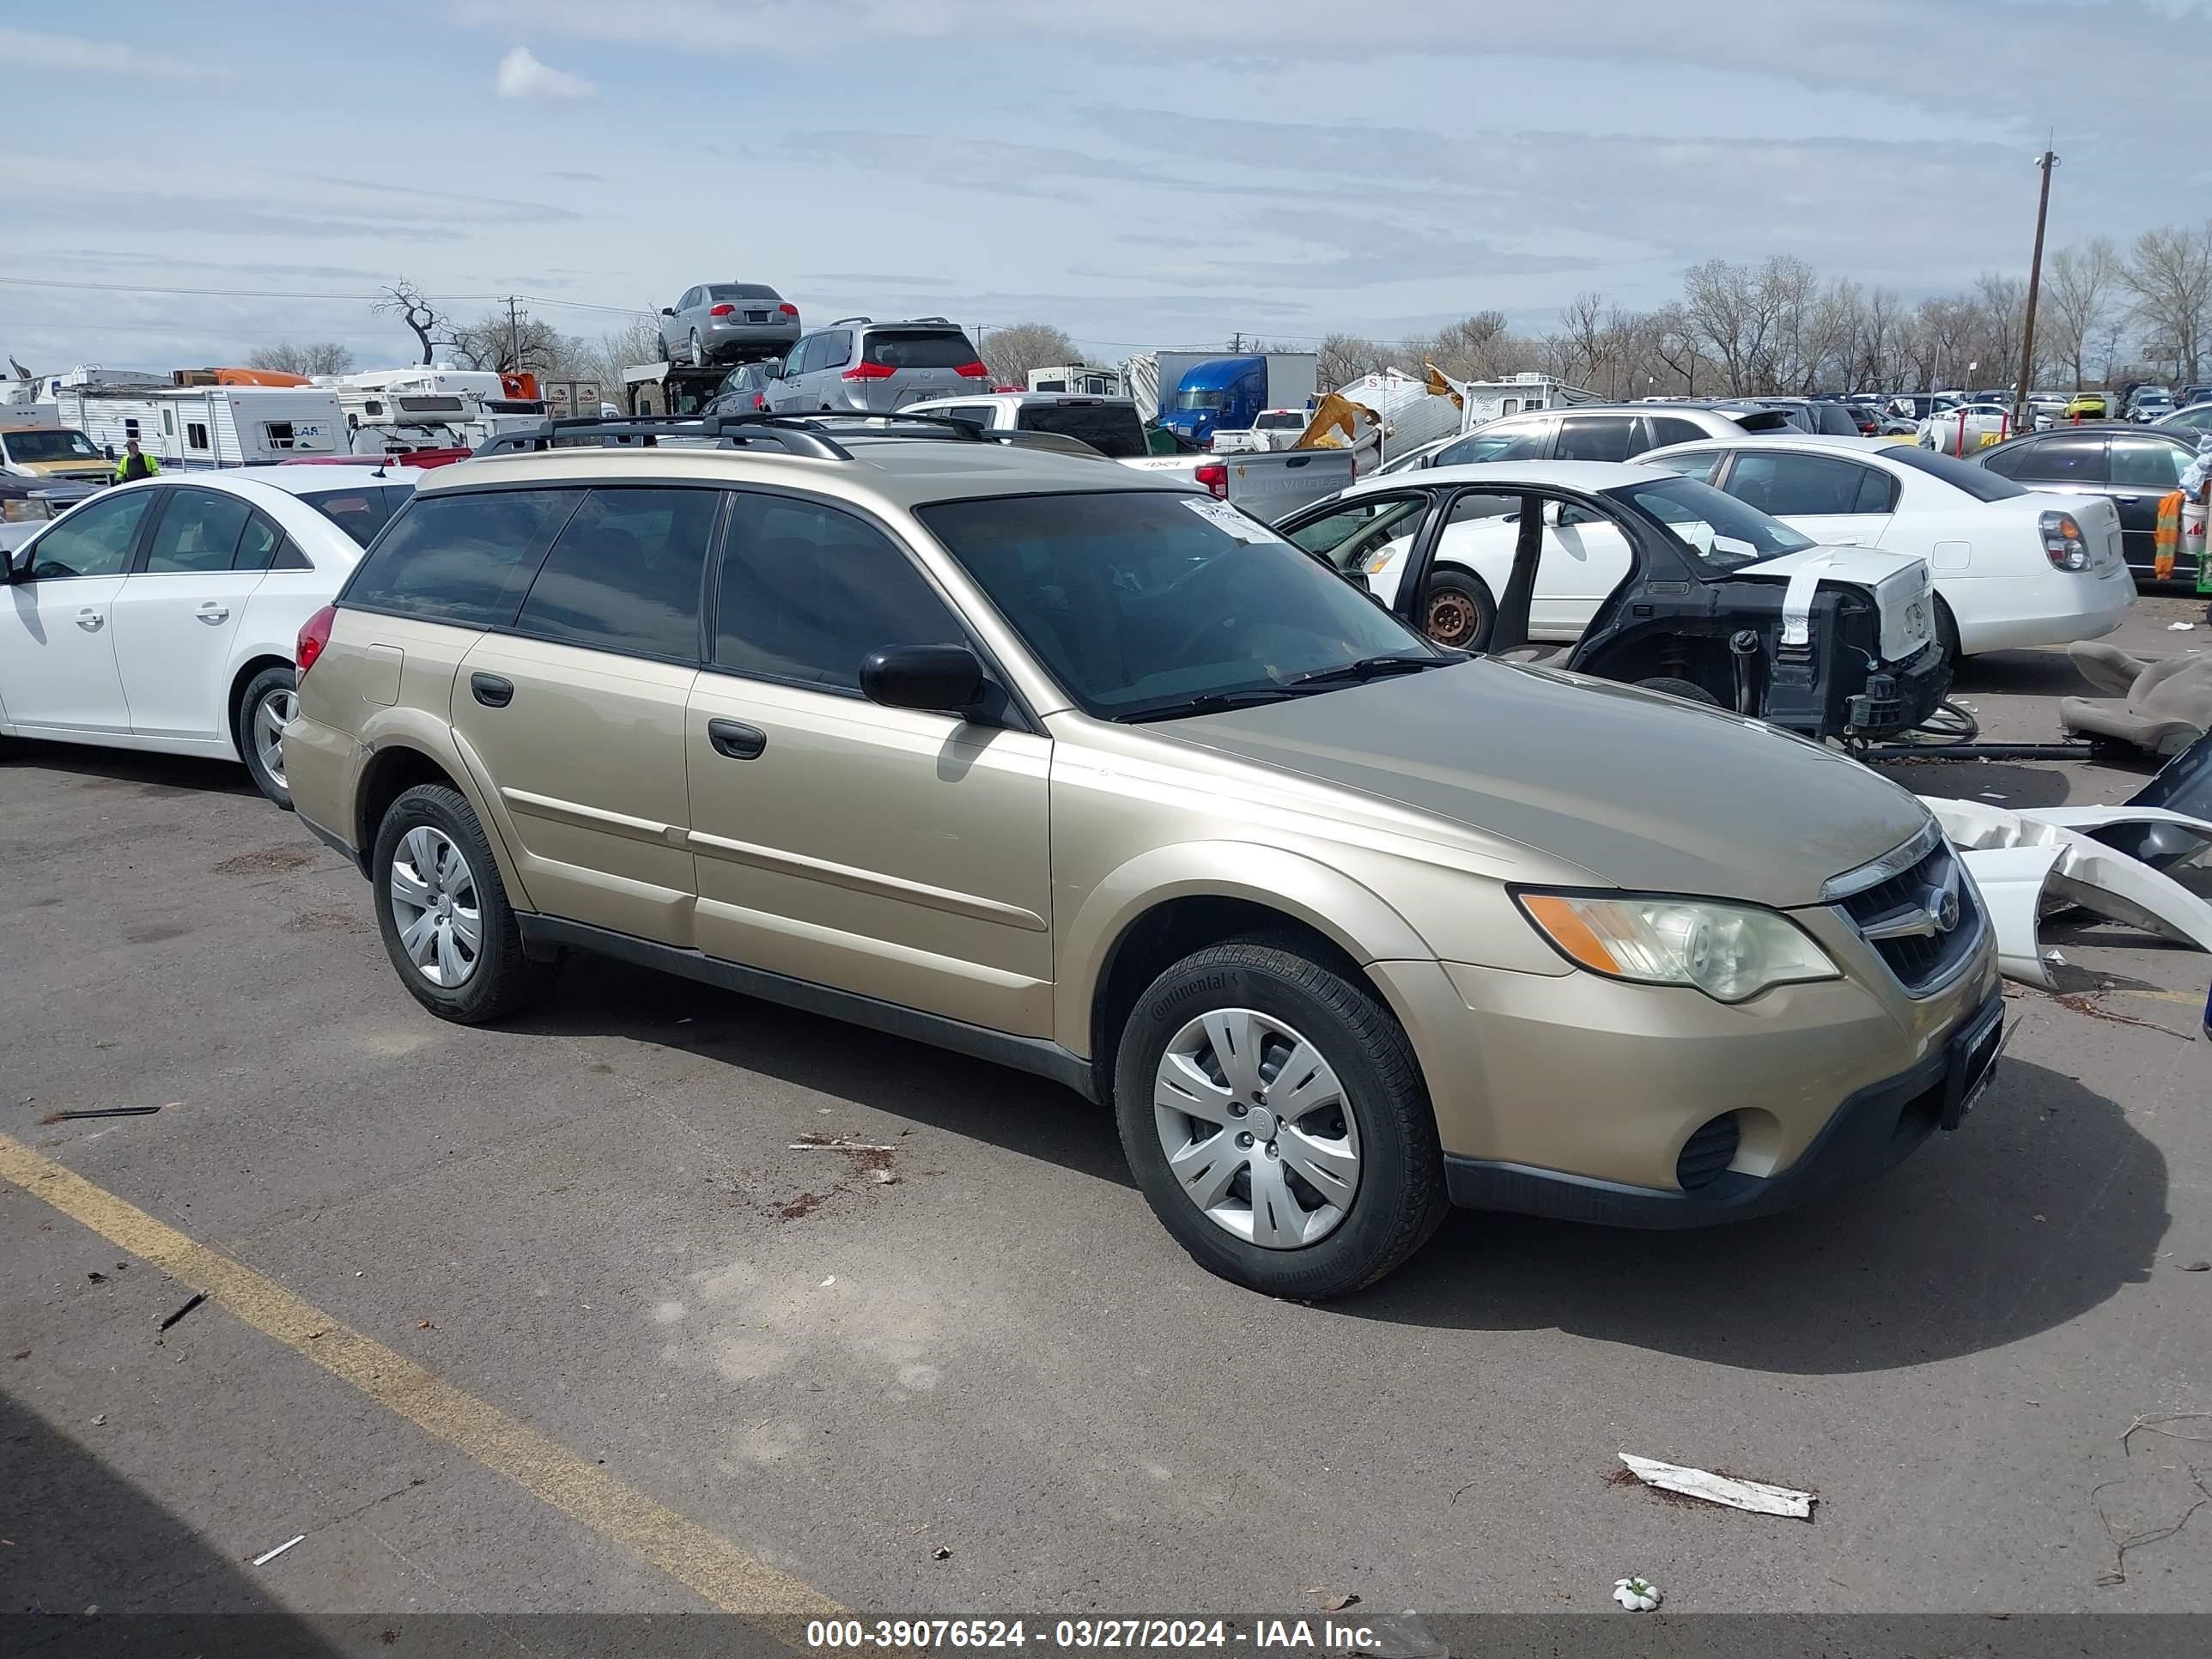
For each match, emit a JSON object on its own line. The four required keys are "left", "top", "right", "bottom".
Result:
{"left": 1183, "top": 497, "right": 1286, "bottom": 544}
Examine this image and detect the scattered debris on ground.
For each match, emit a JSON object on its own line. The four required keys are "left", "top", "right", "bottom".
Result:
{"left": 1616, "top": 1453, "right": 1815, "bottom": 1519}
{"left": 1320, "top": 1592, "right": 1359, "bottom": 1613}
{"left": 2122, "top": 1412, "right": 2212, "bottom": 1454}
{"left": 212, "top": 848, "right": 314, "bottom": 876}
{"left": 932, "top": 1546, "right": 951, "bottom": 1560}
{"left": 775, "top": 1132, "right": 905, "bottom": 1218}
{"left": 1613, "top": 1576, "right": 1662, "bottom": 1611}
{"left": 157, "top": 1292, "right": 206, "bottom": 1333}
{"left": 38, "top": 1104, "right": 166, "bottom": 1124}
{"left": 2092, "top": 1471, "right": 2210, "bottom": 1586}
{"left": 2185, "top": 1261, "right": 2210, "bottom": 1273}
{"left": 250, "top": 1534, "right": 306, "bottom": 1567}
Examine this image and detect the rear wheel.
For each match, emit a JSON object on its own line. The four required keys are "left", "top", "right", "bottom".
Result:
{"left": 1115, "top": 939, "right": 1447, "bottom": 1298}
{"left": 1635, "top": 676, "right": 1720, "bottom": 706}
{"left": 1420, "top": 568, "right": 1496, "bottom": 651}
{"left": 371, "top": 784, "right": 557, "bottom": 1024}
{"left": 237, "top": 665, "right": 298, "bottom": 810}
{"left": 690, "top": 330, "right": 708, "bottom": 368}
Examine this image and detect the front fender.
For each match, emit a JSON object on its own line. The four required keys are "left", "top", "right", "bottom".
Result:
{"left": 1053, "top": 840, "right": 1434, "bottom": 1055}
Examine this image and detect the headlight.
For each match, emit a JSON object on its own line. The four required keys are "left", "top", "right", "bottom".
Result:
{"left": 1, "top": 499, "right": 47, "bottom": 523}
{"left": 1358, "top": 543, "right": 1402, "bottom": 573}
{"left": 2039, "top": 510, "right": 2087, "bottom": 570}
{"left": 1516, "top": 890, "right": 1839, "bottom": 1003}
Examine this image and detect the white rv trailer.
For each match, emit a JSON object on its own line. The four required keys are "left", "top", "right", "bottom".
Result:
{"left": 57, "top": 383, "right": 344, "bottom": 468}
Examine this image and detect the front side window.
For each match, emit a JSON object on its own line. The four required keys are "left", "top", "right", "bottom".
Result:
{"left": 713, "top": 493, "right": 963, "bottom": 693}
{"left": 1601, "top": 475, "right": 1813, "bottom": 570}
{"left": 918, "top": 489, "right": 1439, "bottom": 720}
{"left": 1723, "top": 453, "right": 1893, "bottom": 517}
{"left": 2110, "top": 439, "right": 2187, "bottom": 489}
{"left": 24, "top": 489, "right": 154, "bottom": 580}
{"left": 1287, "top": 495, "right": 1431, "bottom": 572}
{"left": 143, "top": 486, "right": 251, "bottom": 573}
{"left": 343, "top": 488, "right": 579, "bottom": 626}
{"left": 1553, "top": 415, "right": 1640, "bottom": 463}
{"left": 1984, "top": 434, "right": 2104, "bottom": 486}
{"left": 513, "top": 487, "right": 718, "bottom": 660}
{"left": 1644, "top": 447, "right": 1724, "bottom": 483}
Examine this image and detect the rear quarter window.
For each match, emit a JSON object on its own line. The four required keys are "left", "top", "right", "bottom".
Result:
{"left": 341, "top": 488, "right": 580, "bottom": 626}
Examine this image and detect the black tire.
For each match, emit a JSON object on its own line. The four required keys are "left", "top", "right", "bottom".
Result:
{"left": 1635, "top": 676, "right": 1720, "bottom": 706}
{"left": 1114, "top": 939, "right": 1447, "bottom": 1299}
{"left": 1934, "top": 595, "right": 1963, "bottom": 664}
{"left": 371, "top": 783, "right": 557, "bottom": 1024}
{"left": 235, "top": 664, "right": 298, "bottom": 810}
{"left": 690, "top": 331, "right": 708, "bottom": 368}
{"left": 1420, "top": 567, "right": 1496, "bottom": 652}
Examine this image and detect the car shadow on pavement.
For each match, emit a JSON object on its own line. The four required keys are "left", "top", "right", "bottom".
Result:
{"left": 1873, "top": 757, "right": 2079, "bottom": 808}
{"left": 0, "top": 1390, "right": 339, "bottom": 1644}
{"left": 0, "top": 742, "right": 258, "bottom": 803}
{"left": 1340, "top": 1056, "right": 2170, "bottom": 1373}
{"left": 507, "top": 959, "right": 1136, "bottom": 1188}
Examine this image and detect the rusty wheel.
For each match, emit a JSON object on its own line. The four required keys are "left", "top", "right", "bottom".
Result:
{"left": 1420, "top": 569, "right": 1494, "bottom": 651}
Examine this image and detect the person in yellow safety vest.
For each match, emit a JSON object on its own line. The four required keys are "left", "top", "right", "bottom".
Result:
{"left": 113, "top": 436, "right": 161, "bottom": 483}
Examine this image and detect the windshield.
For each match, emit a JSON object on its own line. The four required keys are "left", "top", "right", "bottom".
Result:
{"left": 915, "top": 489, "right": 1440, "bottom": 720}
{"left": 1601, "top": 475, "right": 1814, "bottom": 568}
{"left": 1173, "top": 388, "right": 1226, "bottom": 411}
{"left": 1887, "top": 445, "right": 2028, "bottom": 500}
{"left": 2, "top": 428, "right": 100, "bottom": 463}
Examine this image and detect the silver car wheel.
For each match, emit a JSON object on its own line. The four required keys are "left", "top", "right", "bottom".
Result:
{"left": 252, "top": 687, "right": 296, "bottom": 790}
{"left": 1152, "top": 1007, "right": 1361, "bottom": 1249}
{"left": 388, "top": 825, "right": 483, "bottom": 988}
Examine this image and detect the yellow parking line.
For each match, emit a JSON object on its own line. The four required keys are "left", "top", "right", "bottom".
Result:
{"left": 0, "top": 1131, "right": 844, "bottom": 1621}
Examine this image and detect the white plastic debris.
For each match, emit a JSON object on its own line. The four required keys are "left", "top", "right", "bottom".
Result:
{"left": 252, "top": 1534, "right": 305, "bottom": 1567}
{"left": 819, "top": 1276, "right": 836, "bottom": 1287}
{"left": 2170, "top": 622, "right": 2197, "bottom": 632}
{"left": 1613, "top": 1576, "right": 1662, "bottom": 1612}
{"left": 1618, "top": 1453, "right": 1814, "bottom": 1518}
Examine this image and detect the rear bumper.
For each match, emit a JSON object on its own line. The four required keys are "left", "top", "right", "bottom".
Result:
{"left": 1442, "top": 985, "right": 2004, "bottom": 1227}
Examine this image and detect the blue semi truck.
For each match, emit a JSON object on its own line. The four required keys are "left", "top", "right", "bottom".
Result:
{"left": 1156, "top": 352, "right": 1320, "bottom": 448}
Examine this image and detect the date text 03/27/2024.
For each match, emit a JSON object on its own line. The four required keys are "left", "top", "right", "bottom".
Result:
{"left": 802, "top": 1620, "right": 1381, "bottom": 1651}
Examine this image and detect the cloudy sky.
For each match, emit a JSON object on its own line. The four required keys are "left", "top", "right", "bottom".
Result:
{"left": 3, "top": 0, "right": 2204, "bottom": 375}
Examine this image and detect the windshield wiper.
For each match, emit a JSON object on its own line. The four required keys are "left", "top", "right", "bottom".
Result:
{"left": 1281, "top": 653, "right": 1460, "bottom": 689}
{"left": 1120, "top": 688, "right": 1304, "bottom": 724}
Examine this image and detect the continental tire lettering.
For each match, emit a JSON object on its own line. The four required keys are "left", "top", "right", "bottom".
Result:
{"left": 1149, "top": 971, "right": 1236, "bottom": 1022}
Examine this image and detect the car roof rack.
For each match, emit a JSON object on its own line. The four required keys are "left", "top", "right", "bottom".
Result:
{"left": 471, "top": 410, "right": 1005, "bottom": 463}
{"left": 827, "top": 315, "right": 872, "bottom": 327}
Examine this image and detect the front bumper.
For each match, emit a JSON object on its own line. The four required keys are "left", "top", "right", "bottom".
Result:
{"left": 1850, "top": 637, "right": 1952, "bottom": 736}
{"left": 1441, "top": 986, "right": 2003, "bottom": 1227}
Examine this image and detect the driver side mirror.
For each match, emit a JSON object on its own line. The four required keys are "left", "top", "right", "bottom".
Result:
{"left": 860, "top": 645, "right": 988, "bottom": 714}
{"left": 1540, "top": 500, "right": 1565, "bottom": 527}
{"left": 660, "top": 307, "right": 676, "bottom": 317}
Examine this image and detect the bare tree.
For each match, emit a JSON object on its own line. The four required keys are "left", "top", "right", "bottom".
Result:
{"left": 575, "top": 313, "right": 665, "bottom": 391}
{"left": 246, "top": 341, "right": 356, "bottom": 377}
{"left": 1316, "top": 331, "right": 1389, "bottom": 390}
{"left": 1972, "top": 271, "right": 2028, "bottom": 389}
{"left": 1424, "top": 311, "right": 1513, "bottom": 380}
{"left": 2045, "top": 239, "right": 2118, "bottom": 389}
{"left": 1649, "top": 302, "right": 1702, "bottom": 395}
{"left": 443, "top": 307, "right": 586, "bottom": 378}
{"left": 374, "top": 278, "right": 450, "bottom": 368}
{"left": 2118, "top": 222, "right": 2212, "bottom": 386}
{"left": 978, "top": 322, "right": 1077, "bottom": 389}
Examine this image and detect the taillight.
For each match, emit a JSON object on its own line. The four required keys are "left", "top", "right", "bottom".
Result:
{"left": 2039, "top": 510, "right": 2088, "bottom": 570}
{"left": 751, "top": 393, "right": 766, "bottom": 410}
{"left": 777, "top": 303, "right": 799, "bottom": 318}
{"left": 1194, "top": 462, "right": 1228, "bottom": 500}
{"left": 297, "top": 604, "right": 336, "bottom": 675}
{"left": 953, "top": 360, "right": 990, "bottom": 380}
{"left": 709, "top": 303, "right": 735, "bottom": 317}
{"left": 841, "top": 361, "right": 896, "bottom": 381}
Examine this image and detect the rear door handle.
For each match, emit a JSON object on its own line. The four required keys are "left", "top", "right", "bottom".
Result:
{"left": 75, "top": 608, "right": 104, "bottom": 632}
{"left": 195, "top": 601, "right": 229, "bottom": 623}
{"left": 471, "top": 672, "right": 514, "bottom": 708}
{"left": 708, "top": 717, "right": 766, "bottom": 760}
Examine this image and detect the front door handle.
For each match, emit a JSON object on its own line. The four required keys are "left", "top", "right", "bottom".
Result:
{"left": 471, "top": 672, "right": 514, "bottom": 708}
{"left": 708, "top": 717, "right": 767, "bottom": 760}
{"left": 75, "top": 608, "right": 104, "bottom": 632}
{"left": 195, "top": 601, "right": 229, "bottom": 623}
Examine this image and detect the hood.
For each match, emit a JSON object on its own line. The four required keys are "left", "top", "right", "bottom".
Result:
{"left": 17, "top": 458, "right": 110, "bottom": 478}
{"left": 1161, "top": 659, "right": 1932, "bottom": 908}
{"left": 1738, "top": 543, "right": 1935, "bottom": 663}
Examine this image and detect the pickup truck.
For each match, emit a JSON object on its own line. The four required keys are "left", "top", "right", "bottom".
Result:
{"left": 1209, "top": 408, "right": 1310, "bottom": 453}
{"left": 904, "top": 392, "right": 1358, "bottom": 522}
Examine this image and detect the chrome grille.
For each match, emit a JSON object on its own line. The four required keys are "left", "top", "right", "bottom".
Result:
{"left": 1830, "top": 830, "right": 1984, "bottom": 994}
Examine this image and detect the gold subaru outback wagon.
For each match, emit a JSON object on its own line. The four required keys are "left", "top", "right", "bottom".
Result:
{"left": 285, "top": 417, "right": 2002, "bottom": 1297}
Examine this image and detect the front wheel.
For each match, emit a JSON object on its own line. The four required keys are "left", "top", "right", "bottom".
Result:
{"left": 237, "top": 664, "right": 298, "bottom": 809}
{"left": 1115, "top": 939, "right": 1447, "bottom": 1298}
{"left": 1634, "top": 675, "right": 1719, "bottom": 706}
{"left": 371, "top": 784, "right": 558, "bottom": 1024}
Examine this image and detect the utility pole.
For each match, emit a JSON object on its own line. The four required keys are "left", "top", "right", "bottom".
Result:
{"left": 1231, "top": 331, "right": 1243, "bottom": 353}
{"left": 2014, "top": 149, "right": 2057, "bottom": 428}
{"left": 507, "top": 295, "right": 523, "bottom": 374}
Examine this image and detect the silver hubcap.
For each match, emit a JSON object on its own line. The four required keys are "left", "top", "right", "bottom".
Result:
{"left": 388, "top": 826, "right": 482, "bottom": 988}
{"left": 1152, "top": 1007, "right": 1361, "bottom": 1250}
{"left": 252, "top": 688, "right": 297, "bottom": 789}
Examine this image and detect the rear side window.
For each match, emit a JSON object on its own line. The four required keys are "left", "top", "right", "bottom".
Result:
{"left": 343, "top": 489, "right": 578, "bottom": 626}
{"left": 300, "top": 487, "right": 403, "bottom": 549}
{"left": 1645, "top": 416, "right": 1710, "bottom": 449}
{"left": 713, "top": 493, "right": 963, "bottom": 692}
{"left": 1436, "top": 422, "right": 1548, "bottom": 465}
{"left": 1644, "top": 447, "right": 1724, "bottom": 483}
{"left": 863, "top": 329, "right": 978, "bottom": 370}
{"left": 1015, "top": 402, "right": 1146, "bottom": 458}
{"left": 512, "top": 487, "right": 719, "bottom": 660}
{"left": 1983, "top": 434, "right": 2105, "bottom": 487}
{"left": 1723, "top": 453, "right": 1896, "bottom": 516}
{"left": 2111, "top": 439, "right": 2186, "bottom": 489}
{"left": 143, "top": 486, "right": 250, "bottom": 573}
{"left": 1554, "top": 416, "right": 1639, "bottom": 462}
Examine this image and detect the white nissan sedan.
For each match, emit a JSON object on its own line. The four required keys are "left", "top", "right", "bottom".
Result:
{"left": 1638, "top": 435, "right": 2130, "bottom": 658}
{"left": 1, "top": 465, "right": 420, "bottom": 806}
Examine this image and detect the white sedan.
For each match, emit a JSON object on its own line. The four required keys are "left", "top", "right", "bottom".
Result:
{"left": 1638, "top": 434, "right": 2130, "bottom": 656}
{"left": 1, "top": 465, "right": 420, "bottom": 806}
{"left": 1917, "top": 402, "right": 2019, "bottom": 455}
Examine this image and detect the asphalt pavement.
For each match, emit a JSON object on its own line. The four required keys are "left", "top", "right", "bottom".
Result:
{"left": 3, "top": 593, "right": 2210, "bottom": 1626}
